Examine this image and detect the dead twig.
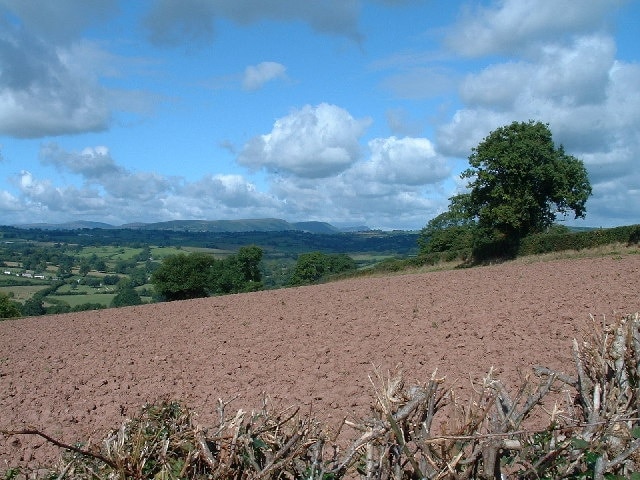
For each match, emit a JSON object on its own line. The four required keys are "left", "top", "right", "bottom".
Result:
{"left": 0, "top": 427, "right": 119, "bottom": 471}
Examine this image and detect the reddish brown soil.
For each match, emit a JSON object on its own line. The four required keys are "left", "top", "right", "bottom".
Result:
{"left": 1, "top": 255, "right": 639, "bottom": 469}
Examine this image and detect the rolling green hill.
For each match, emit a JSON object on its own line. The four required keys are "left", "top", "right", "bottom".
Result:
{"left": 14, "top": 218, "right": 355, "bottom": 234}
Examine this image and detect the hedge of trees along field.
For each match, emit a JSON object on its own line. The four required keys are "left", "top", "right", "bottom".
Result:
{"left": 151, "top": 246, "right": 264, "bottom": 301}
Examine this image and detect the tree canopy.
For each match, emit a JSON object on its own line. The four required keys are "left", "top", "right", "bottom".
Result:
{"left": 461, "top": 120, "right": 591, "bottom": 239}
{"left": 288, "top": 252, "right": 356, "bottom": 286}
{"left": 110, "top": 279, "right": 143, "bottom": 308}
{"left": 418, "top": 204, "right": 475, "bottom": 257}
{"left": 210, "top": 246, "right": 264, "bottom": 294}
{"left": 0, "top": 291, "right": 21, "bottom": 319}
{"left": 151, "top": 246, "right": 264, "bottom": 301}
{"left": 419, "top": 121, "right": 592, "bottom": 261}
{"left": 151, "top": 253, "right": 216, "bottom": 301}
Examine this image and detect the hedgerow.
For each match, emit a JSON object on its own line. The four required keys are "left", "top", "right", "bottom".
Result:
{"left": 519, "top": 224, "right": 640, "bottom": 256}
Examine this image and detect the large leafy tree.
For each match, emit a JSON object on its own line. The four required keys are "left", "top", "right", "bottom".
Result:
{"left": 0, "top": 291, "right": 21, "bottom": 319}
{"left": 460, "top": 120, "right": 591, "bottom": 240}
{"left": 151, "top": 253, "right": 216, "bottom": 301}
{"left": 110, "top": 279, "right": 143, "bottom": 308}
{"left": 152, "top": 247, "right": 264, "bottom": 301}
{"left": 210, "top": 246, "right": 264, "bottom": 294}
{"left": 235, "top": 245, "right": 264, "bottom": 288}
{"left": 288, "top": 252, "right": 356, "bottom": 286}
{"left": 418, "top": 200, "right": 475, "bottom": 256}
{"left": 22, "top": 297, "right": 46, "bottom": 316}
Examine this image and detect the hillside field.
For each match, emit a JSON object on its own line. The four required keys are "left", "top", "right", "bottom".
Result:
{"left": 1, "top": 252, "right": 639, "bottom": 470}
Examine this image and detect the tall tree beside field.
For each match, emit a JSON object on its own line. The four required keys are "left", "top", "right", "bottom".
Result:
{"left": 460, "top": 121, "right": 591, "bottom": 240}
{"left": 236, "top": 245, "right": 263, "bottom": 285}
{"left": 22, "top": 297, "right": 46, "bottom": 316}
{"left": 288, "top": 252, "right": 356, "bottom": 286}
{"left": 151, "top": 247, "right": 264, "bottom": 301}
{"left": 151, "top": 253, "right": 216, "bottom": 301}
{"left": 79, "top": 260, "right": 91, "bottom": 276}
{"left": 210, "top": 245, "right": 264, "bottom": 294}
{"left": 0, "top": 291, "right": 21, "bottom": 319}
{"left": 110, "top": 279, "right": 143, "bottom": 308}
{"left": 423, "top": 121, "right": 592, "bottom": 260}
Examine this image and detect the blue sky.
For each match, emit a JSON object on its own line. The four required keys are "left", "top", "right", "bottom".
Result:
{"left": 0, "top": 0, "right": 639, "bottom": 230}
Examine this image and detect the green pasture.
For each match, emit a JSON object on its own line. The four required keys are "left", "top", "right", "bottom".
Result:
{"left": 56, "top": 283, "right": 115, "bottom": 295}
{"left": 150, "top": 246, "right": 233, "bottom": 259}
{"left": 77, "top": 245, "right": 143, "bottom": 261}
{"left": 0, "top": 275, "right": 49, "bottom": 287}
{"left": 47, "top": 293, "right": 116, "bottom": 308}
{"left": 349, "top": 253, "right": 398, "bottom": 268}
{"left": 182, "top": 246, "right": 234, "bottom": 257}
{"left": 149, "top": 246, "right": 186, "bottom": 259}
{"left": 1, "top": 285, "right": 49, "bottom": 302}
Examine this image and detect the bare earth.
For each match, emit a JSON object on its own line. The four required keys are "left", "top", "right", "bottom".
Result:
{"left": 1, "top": 254, "right": 639, "bottom": 469}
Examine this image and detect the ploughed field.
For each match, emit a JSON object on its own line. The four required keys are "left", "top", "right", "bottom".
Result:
{"left": 1, "top": 255, "right": 639, "bottom": 469}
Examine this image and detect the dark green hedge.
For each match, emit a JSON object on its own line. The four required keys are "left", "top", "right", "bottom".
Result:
{"left": 519, "top": 224, "right": 640, "bottom": 256}
{"left": 418, "top": 225, "right": 639, "bottom": 266}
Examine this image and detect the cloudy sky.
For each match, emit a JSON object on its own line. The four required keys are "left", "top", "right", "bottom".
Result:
{"left": 0, "top": 0, "right": 638, "bottom": 230}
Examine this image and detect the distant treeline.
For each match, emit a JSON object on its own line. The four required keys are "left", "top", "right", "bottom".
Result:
{"left": 0, "top": 226, "right": 419, "bottom": 257}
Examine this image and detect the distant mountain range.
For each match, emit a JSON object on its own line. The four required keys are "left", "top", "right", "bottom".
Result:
{"left": 13, "top": 218, "right": 371, "bottom": 234}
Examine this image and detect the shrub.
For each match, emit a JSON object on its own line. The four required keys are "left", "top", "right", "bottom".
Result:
{"left": 102, "top": 275, "right": 121, "bottom": 286}
{"left": 0, "top": 291, "right": 21, "bottom": 319}
{"left": 151, "top": 253, "right": 216, "bottom": 301}
{"left": 371, "top": 257, "right": 410, "bottom": 272}
{"left": 71, "top": 303, "right": 106, "bottom": 312}
{"left": 289, "top": 252, "right": 356, "bottom": 285}
{"left": 418, "top": 210, "right": 475, "bottom": 256}
{"left": 110, "top": 280, "right": 143, "bottom": 308}
{"left": 152, "top": 247, "right": 264, "bottom": 300}
{"left": 21, "top": 297, "right": 45, "bottom": 317}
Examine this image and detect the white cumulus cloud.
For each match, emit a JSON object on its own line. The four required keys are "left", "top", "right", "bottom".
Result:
{"left": 358, "top": 136, "right": 449, "bottom": 185}
{"left": 437, "top": 33, "right": 628, "bottom": 158}
{"left": 0, "top": 27, "right": 111, "bottom": 138}
{"left": 39, "top": 144, "right": 120, "bottom": 178}
{"left": 446, "top": 0, "right": 625, "bottom": 57}
{"left": 5, "top": 144, "right": 288, "bottom": 225}
{"left": 238, "top": 103, "right": 372, "bottom": 178}
{"left": 259, "top": 134, "right": 452, "bottom": 229}
{"left": 0, "top": 190, "right": 21, "bottom": 211}
{"left": 270, "top": 173, "right": 442, "bottom": 230}
{"left": 0, "top": 4, "right": 160, "bottom": 138}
